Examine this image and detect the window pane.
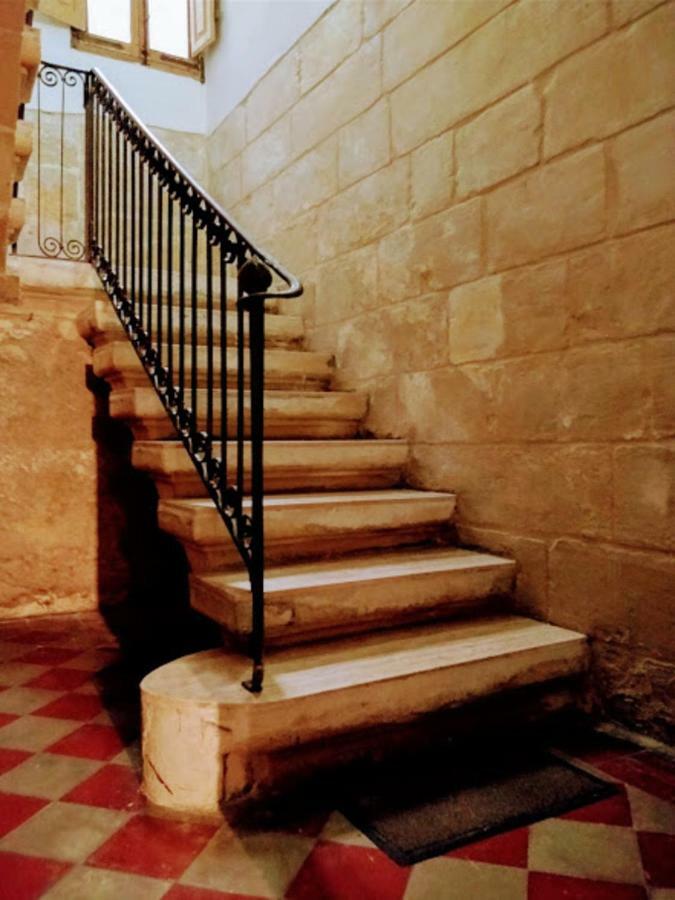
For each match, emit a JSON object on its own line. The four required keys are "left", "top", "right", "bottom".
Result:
{"left": 86, "top": 0, "right": 131, "bottom": 43}
{"left": 148, "top": 0, "right": 190, "bottom": 59}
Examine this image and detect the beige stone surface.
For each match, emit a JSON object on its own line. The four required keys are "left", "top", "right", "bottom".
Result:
{"left": 363, "top": 0, "right": 414, "bottom": 38}
{"left": 449, "top": 277, "right": 504, "bottom": 364}
{"left": 245, "top": 48, "right": 299, "bottom": 144}
{"left": 338, "top": 99, "right": 390, "bottom": 189}
{"left": 487, "top": 146, "right": 606, "bottom": 270}
{"left": 0, "top": 289, "right": 99, "bottom": 617}
{"left": 390, "top": 0, "right": 606, "bottom": 154}
{"left": 409, "top": 443, "right": 614, "bottom": 539}
{"left": 317, "top": 158, "right": 409, "bottom": 260}
{"left": 291, "top": 35, "right": 381, "bottom": 157}
{"left": 543, "top": 4, "right": 675, "bottom": 158}
{"left": 272, "top": 136, "right": 338, "bottom": 222}
{"left": 377, "top": 198, "right": 482, "bottom": 302}
{"left": 315, "top": 244, "right": 378, "bottom": 325}
{"left": 299, "top": 0, "right": 362, "bottom": 94}
{"left": 610, "top": 110, "right": 675, "bottom": 235}
{"left": 612, "top": 0, "right": 665, "bottom": 25}
{"left": 566, "top": 224, "right": 675, "bottom": 342}
{"left": 241, "top": 115, "right": 293, "bottom": 196}
{"left": 411, "top": 131, "right": 454, "bottom": 220}
{"left": 456, "top": 85, "right": 540, "bottom": 196}
{"left": 382, "top": 0, "right": 511, "bottom": 91}
{"left": 613, "top": 444, "right": 675, "bottom": 552}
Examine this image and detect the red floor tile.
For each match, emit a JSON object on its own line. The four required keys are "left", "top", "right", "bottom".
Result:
{"left": 16, "top": 648, "right": 82, "bottom": 666}
{"left": 447, "top": 826, "right": 529, "bottom": 867}
{"left": 596, "top": 757, "right": 675, "bottom": 804}
{"left": 32, "top": 693, "right": 104, "bottom": 722}
{"left": 528, "top": 872, "right": 648, "bottom": 899}
{"left": 0, "top": 851, "right": 71, "bottom": 900}
{"left": 0, "top": 748, "right": 31, "bottom": 775}
{"left": 2, "top": 630, "right": 65, "bottom": 644}
{"left": 25, "top": 668, "right": 93, "bottom": 692}
{"left": 87, "top": 814, "right": 219, "bottom": 880}
{"left": 561, "top": 789, "right": 633, "bottom": 827}
{"left": 0, "top": 712, "right": 19, "bottom": 729}
{"left": 46, "top": 723, "right": 127, "bottom": 760}
{"left": 286, "top": 841, "right": 411, "bottom": 900}
{"left": 164, "top": 886, "right": 267, "bottom": 900}
{"left": 63, "top": 763, "right": 144, "bottom": 811}
{"left": 556, "top": 733, "right": 641, "bottom": 768}
{"left": 0, "top": 792, "right": 48, "bottom": 839}
{"left": 638, "top": 831, "right": 675, "bottom": 888}
{"left": 634, "top": 751, "right": 675, "bottom": 783}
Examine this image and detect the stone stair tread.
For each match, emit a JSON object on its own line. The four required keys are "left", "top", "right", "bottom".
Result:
{"left": 164, "top": 487, "right": 455, "bottom": 515}
{"left": 142, "top": 614, "right": 588, "bottom": 708}
{"left": 133, "top": 437, "right": 407, "bottom": 471}
{"left": 134, "top": 438, "right": 409, "bottom": 497}
{"left": 78, "top": 298, "right": 303, "bottom": 348}
{"left": 159, "top": 489, "right": 456, "bottom": 568}
{"left": 199, "top": 547, "right": 514, "bottom": 597}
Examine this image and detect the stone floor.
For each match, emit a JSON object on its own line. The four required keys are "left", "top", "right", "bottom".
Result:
{"left": 0, "top": 614, "right": 672, "bottom": 899}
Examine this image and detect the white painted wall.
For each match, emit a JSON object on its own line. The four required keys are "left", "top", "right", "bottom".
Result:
{"left": 204, "top": 0, "right": 332, "bottom": 134}
{"left": 33, "top": 13, "right": 207, "bottom": 133}
{"left": 32, "top": 1, "right": 332, "bottom": 136}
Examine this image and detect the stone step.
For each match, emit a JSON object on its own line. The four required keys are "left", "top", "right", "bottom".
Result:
{"left": 109, "top": 386, "right": 367, "bottom": 440}
{"left": 192, "top": 547, "right": 516, "bottom": 645}
{"left": 159, "top": 489, "right": 456, "bottom": 570}
{"left": 78, "top": 298, "right": 304, "bottom": 349}
{"left": 11, "top": 257, "right": 281, "bottom": 312}
{"left": 93, "top": 341, "right": 332, "bottom": 390}
{"left": 132, "top": 438, "right": 408, "bottom": 497}
{"left": 141, "top": 614, "right": 589, "bottom": 814}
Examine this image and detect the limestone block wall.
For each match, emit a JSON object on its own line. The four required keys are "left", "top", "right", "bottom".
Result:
{"left": 0, "top": 0, "right": 29, "bottom": 295}
{"left": 206, "top": 0, "right": 675, "bottom": 740}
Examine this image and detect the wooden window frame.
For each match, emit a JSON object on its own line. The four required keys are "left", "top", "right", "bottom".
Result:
{"left": 72, "top": 0, "right": 203, "bottom": 81}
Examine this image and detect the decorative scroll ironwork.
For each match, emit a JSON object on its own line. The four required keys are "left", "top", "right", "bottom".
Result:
{"left": 85, "top": 68, "right": 302, "bottom": 692}
{"left": 13, "top": 62, "right": 88, "bottom": 261}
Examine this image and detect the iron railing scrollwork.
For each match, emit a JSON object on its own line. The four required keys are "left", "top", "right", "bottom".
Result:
{"left": 13, "top": 62, "right": 89, "bottom": 261}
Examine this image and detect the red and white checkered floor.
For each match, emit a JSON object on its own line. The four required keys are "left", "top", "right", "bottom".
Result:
{"left": 0, "top": 615, "right": 673, "bottom": 899}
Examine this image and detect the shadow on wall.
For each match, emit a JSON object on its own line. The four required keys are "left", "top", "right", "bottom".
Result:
{"left": 85, "top": 365, "right": 220, "bottom": 675}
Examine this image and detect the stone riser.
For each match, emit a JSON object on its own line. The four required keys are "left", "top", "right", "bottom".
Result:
{"left": 93, "top": 342, "right": 333, "bottom": 392}
{"left": 157, "top": 490, "right": 456, "bottom": 571}
{"left": 180, "top": 527, "right": 450, "bottom": 573}
{"left": 132, "top": 439, "right": 408, "bottom": 498}
{"left": 191, "top": 548, "right": 515, "bottom": 645}
{"left": 110, "top": 387, "right": 368, "bottom": 440}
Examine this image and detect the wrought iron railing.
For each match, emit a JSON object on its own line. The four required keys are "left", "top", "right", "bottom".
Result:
{"left": 18, "top": 62, "right": 303, "bottom": 692}
{"left": 86, "top": 69, "right": 302, "bottom": 691}
{"left": 12, "top": 61, "right": 88, "bottom": 260}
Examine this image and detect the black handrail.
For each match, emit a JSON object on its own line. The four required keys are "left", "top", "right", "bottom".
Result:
{"left": 85, "top": 67, "right": 302, "bottom": 692}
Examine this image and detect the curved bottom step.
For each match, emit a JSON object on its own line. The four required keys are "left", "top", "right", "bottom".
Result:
{"left": 141, "top": 615, "right": 588, "bottom": 816}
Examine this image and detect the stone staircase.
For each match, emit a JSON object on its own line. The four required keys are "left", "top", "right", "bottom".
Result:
{"left": 45, "top": 256, "right": 590, "bottom": 816}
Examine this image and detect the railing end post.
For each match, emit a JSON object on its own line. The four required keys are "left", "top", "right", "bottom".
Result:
{"left": 242, "top": 662, "right": 264, "bottom": 694}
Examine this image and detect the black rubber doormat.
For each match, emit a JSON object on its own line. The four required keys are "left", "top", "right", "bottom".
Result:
{"left": 338, "top": 742, "right": 618, "bottom": 866}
